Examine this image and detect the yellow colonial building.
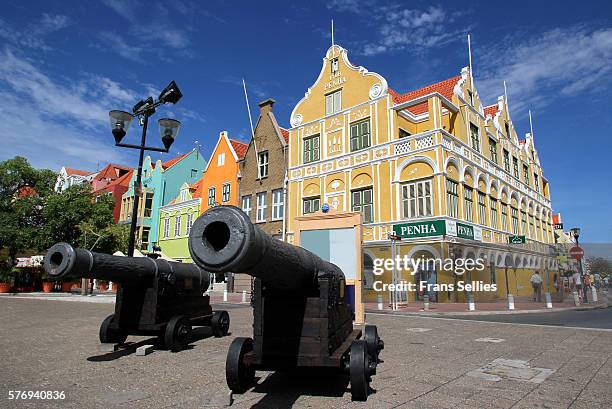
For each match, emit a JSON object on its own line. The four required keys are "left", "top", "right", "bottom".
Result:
{"left": 286, "top": 45, "right": 558, "bottom": 303}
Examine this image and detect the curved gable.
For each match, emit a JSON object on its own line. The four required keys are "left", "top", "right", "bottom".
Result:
{"left": 290, "top": 45, "right": 388, "bottom": 127}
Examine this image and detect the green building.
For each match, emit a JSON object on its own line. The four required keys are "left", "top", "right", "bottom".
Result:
{"left": 157, "top": 181, "right": 202, "bottom": 262}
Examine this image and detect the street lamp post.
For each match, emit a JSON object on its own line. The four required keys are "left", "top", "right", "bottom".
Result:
{"left": 109, "top": 81, "right": 183, "bottom": 257}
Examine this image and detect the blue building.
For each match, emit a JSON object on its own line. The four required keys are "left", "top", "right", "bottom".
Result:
{"left": 118, "top": 149, "right": 206, "bottom": 252}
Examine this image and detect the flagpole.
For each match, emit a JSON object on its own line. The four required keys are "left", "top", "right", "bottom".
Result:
{"left": 504, "top": 80, "right": 509, "bottom": 115}
{"left": 467, "top": 34, "right": 473, "bottom": 91}
{"left": 529, "top": 110, "right": 534, "bottom": 139}
{"left": 242, "top": 79, "right": 260, "bottom": 179}
{"left": 331, "top": 19, "right": 334, "bottom": 47}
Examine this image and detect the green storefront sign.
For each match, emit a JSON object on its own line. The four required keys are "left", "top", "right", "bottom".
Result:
{"left": 508, "top": 235, "right": 526, "bottom": 244}
{"left": 393, "top": 220, "right": 446, "bottom": 239}
{"left": 456, "top": 223, "right": 474, "bottom": 240}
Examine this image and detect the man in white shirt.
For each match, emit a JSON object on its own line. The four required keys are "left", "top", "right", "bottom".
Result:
{"left": 530, "top": 271, "right": 543, "bottom": 302}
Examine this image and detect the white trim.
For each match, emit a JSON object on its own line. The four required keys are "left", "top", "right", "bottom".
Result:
{"left": 203, "top": 132, "right": 241, "bottom": 173}
{"left": 391, "top": 92, "right": 459, "bottom": 114}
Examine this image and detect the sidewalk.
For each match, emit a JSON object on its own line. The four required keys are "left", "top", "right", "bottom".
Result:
{"left": 365, "top": 293, "right": 609, "bottom": 316}
{"left": 0, "top": 290, "right": 252, "bottom": 305}
{"left": 2, "top": 290, "right": 608, "bottom": 315}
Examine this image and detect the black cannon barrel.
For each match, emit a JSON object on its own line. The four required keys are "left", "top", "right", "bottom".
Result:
{"left": 188, "top": 206, "right": 344, "bottom": 291}
{"left": 44, "top": 242, "right": 211, "bottom": 292}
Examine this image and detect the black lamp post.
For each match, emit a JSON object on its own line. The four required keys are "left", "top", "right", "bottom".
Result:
{"left": 109, "top": 81, "right": 183, "bottom": 257}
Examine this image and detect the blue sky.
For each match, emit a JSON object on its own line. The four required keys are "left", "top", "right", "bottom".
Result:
{"left": 0, "top": 0, "right": 610, "bottom": 242}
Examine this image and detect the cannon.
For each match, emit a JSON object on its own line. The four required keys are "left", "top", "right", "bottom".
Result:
{"left": 188, "top": 206, "right": 383, "bottom": 401}
{"left": 43, "top": 243, "right": 230, "bottom": 351}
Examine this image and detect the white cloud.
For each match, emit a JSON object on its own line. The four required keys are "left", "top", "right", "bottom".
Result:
{"left": 101, "top": 0, "right": 192, "bottom": 60}
{"left": 0, "top": 49, "right": 138, "bottom": 170}
{"left": 476, "top": 26, "right": 612, "bottom": 115}
{"left": 327, "top": 0, "right": 361, "bottom": 12}
{"left": 328, "top": 2, "right": 469, "bottom": 56}
{"left": 98, "top": 31, "right": 144, "bottom": 62}
{"left": 101, "top": 0, "right": 140, "bottom": 21}
{"left": 0, "top": 13, "right": 70, "bottom": 51}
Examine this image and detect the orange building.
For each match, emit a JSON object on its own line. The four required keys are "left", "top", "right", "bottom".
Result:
{"left": 197, "top": 131, "right": 248, "bottom": 213}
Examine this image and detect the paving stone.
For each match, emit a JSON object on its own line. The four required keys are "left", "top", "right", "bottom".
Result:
{"left": 135, "top": 344, "right": 154, "bottom": 356}
{"left": 2, "top": 297, "right": 611, "bottom": 409}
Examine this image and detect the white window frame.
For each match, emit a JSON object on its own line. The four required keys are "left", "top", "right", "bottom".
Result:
{"left": 303, "top": 196, "right": 320, "bottom": 215}
{"left": 258, "top": 151, "right": 269, "bottom": 178}
{"left": 325, "top": 90, "right": 341, "bottom": 116}
{"left": 303, "top": 135, "right": 320, "bottom": 163}
{"left": 242, "top": 195, "right": 252, "bottom": 217}
{"left": 186, "top": 213, "right": 193, "bottom": 236}
{"left": 490, "top": 199, "right": 498, "bottom": 229}
{"left": 464, "top": 187, "right": 474, "bottom": 222}
{"left": 217, "top": 152, "right": 225, "bottom": 167}
{"left": 401, "top": 179, "right": 433, "bottom": 219}
{"left": 180, "top": 189, "right": 187, "bottom": 202}
{"left": 469, "top": 123, "right": 480, "bottom": 152}
{"left": 174, "top": 215, "right": 181, "bottom": 237}
{"left": 272, "top": 189, "right": 284, "bottom": 220}
{"left": 352, "top": 188, "right": 374, "bottom": 223}
{"left": 256, "top": 192, "right": 267, "bottom": 222}
{"left": 222, "top": 183, "right": 230, "bottom": 202}
{"left": 163, "top": 218, "right": 169, "bottom": 239}
{"left": 208, "top": 186, "right": 216, "bottom": 206}
{"left": 446, "top": 179, "right": 459, "bottom": 219}
{"left": 478, "top": 191, "right": 487, "bottom": 226}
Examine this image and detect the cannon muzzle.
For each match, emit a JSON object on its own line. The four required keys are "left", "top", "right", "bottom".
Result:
{"left": 44, "top": 242, "right": 211, "bottom": 292}
{"left": 188, "top": 206, "right": 343, "bottom": 291}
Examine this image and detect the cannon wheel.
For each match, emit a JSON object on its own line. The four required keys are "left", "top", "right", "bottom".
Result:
{"left": 211, "top": 310, "right": 230, "bottom": 337}
{"left": 364, "top": 325, "right": 383, "bottom": 365}
{"left": 164, "top": 315, "right": 192, "bottom": 352}
{"left": 99, "top": 314, "right": 127, "bottom": 345}
{"left": 226, "top": 337, "right": 255, "bottom": 393}
{"left": 350, "top": 340, "right": 370, "bottom": 401}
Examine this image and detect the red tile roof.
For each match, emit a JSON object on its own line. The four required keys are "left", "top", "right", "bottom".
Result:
{"left": 65, "top": 167, "right": 92, "bottom": 177}
{"left": 161, "top": 151, "right": 191, "bottom": 170}
{"left": 110, "top": 169, "right": 133, "bottom": 187}
{"left": 190, "top": 176, "right": 204, "bottom": 199}
{"left": 279, "top": 127, "right": 289, "bottom": 144}
{"left": 95, "top": 163, "right": 131, "bottom": 180}
{"left": 484, "top": 104, "right": 498, "bottom": 117}
{"left": 230, "top": 139, "right": 249, "bottom": 160}
{"left": 390, "top": 76, "right": 461, "bottom": 115}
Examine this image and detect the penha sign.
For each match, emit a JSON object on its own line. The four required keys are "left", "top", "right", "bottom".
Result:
{"left": 393, "top": 220, "right": 446, "bottom": 239}
{"left": 393, "top": 219, "right": 482, "bottom": 241}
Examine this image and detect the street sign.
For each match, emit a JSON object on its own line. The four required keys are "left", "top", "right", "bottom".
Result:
{"left": 393, "top": 220, "right": 446, "bottom": 239}
{"left": 569, "top": 246, "right": 584, "bottom": 260}
{"left": 508, "top": 235, "right": 526, "bottom": 244}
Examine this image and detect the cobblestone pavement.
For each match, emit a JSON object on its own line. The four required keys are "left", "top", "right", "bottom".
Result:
{"left": 1, "top": 298, "right": 611, "bottom": 409}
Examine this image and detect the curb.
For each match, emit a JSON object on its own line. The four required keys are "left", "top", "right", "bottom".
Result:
{"left": 366, "top": 302, "right": 608, "bottom": 317}
{"left": 0, "top": 292, "right": 115, "bottom": 298}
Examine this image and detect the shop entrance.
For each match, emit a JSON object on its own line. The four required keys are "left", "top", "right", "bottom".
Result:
{"left": 414, "top": 259, "right": 437, "bottom": 302}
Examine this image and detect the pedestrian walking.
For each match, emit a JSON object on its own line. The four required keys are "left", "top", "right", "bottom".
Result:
{"left": 582, "top": 273, "right": 591, "bottom": 302}
{"left": 530, "top": 271, "right": 542, "bottom": 302}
